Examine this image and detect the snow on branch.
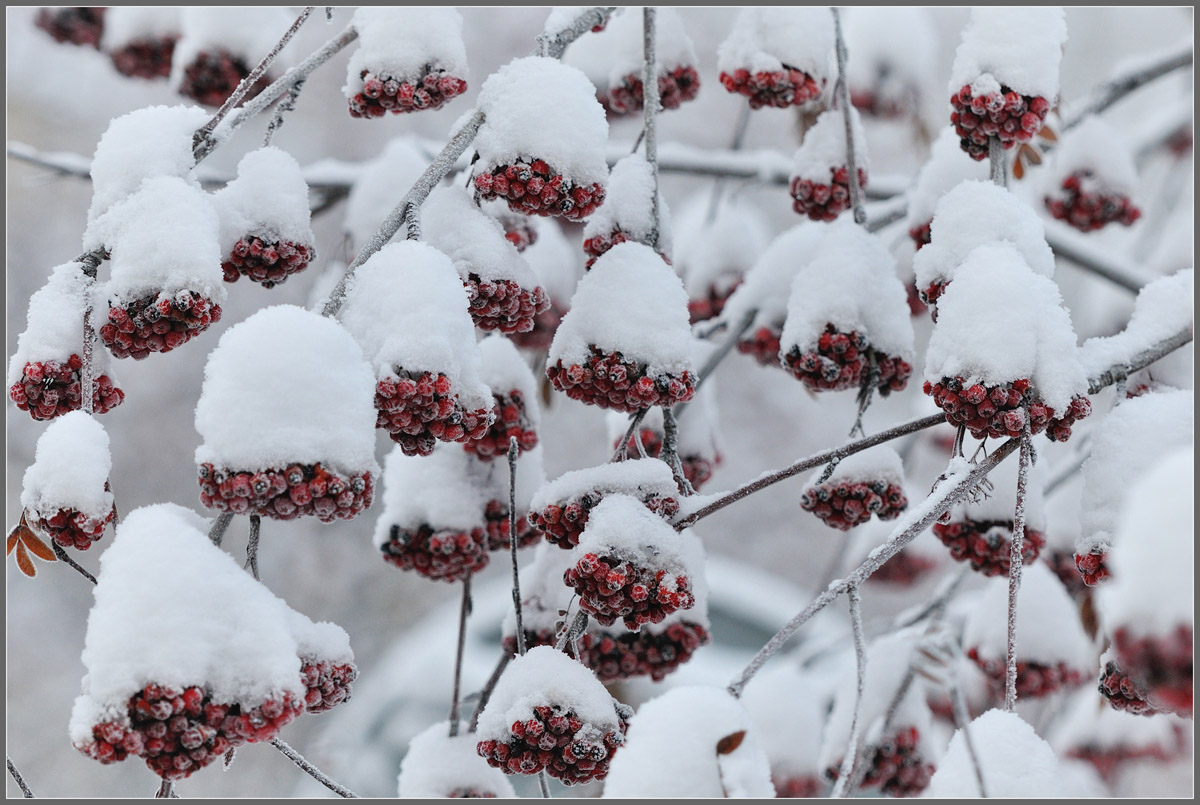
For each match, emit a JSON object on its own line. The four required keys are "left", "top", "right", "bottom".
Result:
{"left": 1062, "top": 41, "right": 1194, "bottom": 130}
{"left": 1086, "top": 323, "right": 1194, "bottom": 395}
{"left": 271, "top": 738, "right": 360, "bottom": 797}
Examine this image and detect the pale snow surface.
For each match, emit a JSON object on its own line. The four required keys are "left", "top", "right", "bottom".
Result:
{"left": 422, "top": 185, "right": 541, "bottom": 286}
{"left": 602, "top": 7, "right": 697, "bottom": 88}
{"left": 373, "top": 443, "right": 488, "bottom": 538}
{"left": 344, "top": 8, "right": 468, "bottom": 98}
{"left": 1049, "top": 688, "right": 1187, "bottom": 755}
{"left": 21, "top": 411, "right": 113, "bottom": 519}
{"left": 571, "top": 495, "right": 696, "bottom": 601}
{"left": 1078, "top": 269, "right": 1194, "bottom": 379}
{"left": 948, "top": 7, "right": 1068, "bottom": 100}
{"left": 582, "top": 154, "right": 673, "bottom": 257}
{"left": 342, "top": 138, "right": 430, "bottom": 248}
{"left": 562, "top": 16, "right": 617, "bottom": 92}
{"left": 172, "top": 7, "right": 295, "bottom": 93}
{"left": 474, "top": 56, "right": 609, "bottom": 187}
{"left": 194, "top": 305, "right": 378, "bottom": 475}
{"left": 521, "top": 217, "right": 582, "bottom": 306}
{"left": 212, "top": 146, "right": 314, "bottom": 255}
{"left": 530, "top": 457, "right": 678, "bottom": 515}
{"left": 397, "top": 721, "right": 515, "bottom": 798}
{"left": 100, "top": 7, "right": 180, "bottom": 49}
{"left": 722, "top": 223, "right": 829, "bottom": 336}
{"left": 287, "top": 609, "right": 354, "bottom": 668}
{"left": 717, "top": 8, "right": 834, "bottom": 86}
{"left": 809, "top": 446, "right": 905, "bottom": 490}
{"left": 1049, "top": 115, "right": 1139, "bottom": 197}
{"left": 793, "top": 106, "right": 870, "bottom": 180}
{"left": 923, "top": 242, "right": 1087, "bottom": 413}
{"left": 926, "top": 709, "right": 1064, "bottom": 797}
{"left": 844, "top": 7, "right": 938, "bottom": 106}
{"left": 549, "top": 241, "right": 694, "bottom": 377}
{"left": 741, "top": 663, "right": 838, "bottom": 781}
{"left": 673, "top": 194, "right": 770, "bottom": 300}
{"left": 8, "top": 263, "right": 103, "bottom": 386}
{"left": 602, "top": 685, "right": 775, "bottom": 798}
{"left": 906, "top": 128, "right": 989, "bottom": 229}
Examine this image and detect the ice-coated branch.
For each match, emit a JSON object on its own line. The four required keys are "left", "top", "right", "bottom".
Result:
{"left": 154, "top": 779, "right": 174, "bottom": 798}
{"left": 245, "top": 515, "right": 261, "bottom": 580}
{"left": 831, "top": 7, "right": 866, "bottom": 225}
{"left": 1063, "top": 43, "right": 1194, "bottom": 130}
{"left": 642, "top": 7, "right": 662, "bottom": 250}
{"left": 270, "top": 738, "right": 360, "bottom": 798}
{"left": 1004, "top": 421, "right": 1033, "bottom": 712}
{"left": 830, "top": 585, "right": 866, "bottom": 798}
{"left": 508, "top": 438, "right": 527, "bottom": 656}
{"left": 727, "top": 437, "right": 1021, "bottom": 698}
{"left": 661, "top": 408, "right": 693, "bottom": 496}
{"left": 675, "top": 413, "right": 950, "bottom": 530}
{"left": 537, "top": 7, "right": 617, "bottom": 59}
{"left": 448, "top": 576, "right": 472, "bottom": 737}
{"left": 193, "top": 7, "right": 317, "bottom": 157}
{"left": 51, "top": 542, "right": 97, "bottom": 585}
{"left": 469, "top": 651, "right": 512, "bottom": 733}
{"left": 7, "top": 754, "right": 34, "bottom": 798}
{"left": 79, "top": 261, "right": 98, "bottom": 416}
{"left": 1087, "top": 324, "right": 1194, "bottom": 394}
{"left": 988, "top": 137, "right": 1007, "bottom": 187}
{"left": 208, "top": 512, "right": 234, "bottom": 547}
{"left": 951, "top": 682, "right": 988, "bottom": 798}
{"left": 611, "top": 408, "right": 650, "bottom": 462}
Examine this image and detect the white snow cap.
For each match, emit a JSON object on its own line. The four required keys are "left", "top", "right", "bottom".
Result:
{"left": 742, "top": 663, "right": 838, "bottom": 782}
{"left": 194, "top": 305, "right": 378, "bottom": 475}
{"left": 99, "top": 176, "right": 226, "bottom": 305}
{"left": 543, "top": 7, "right": 605, "bottom": 40}
{"left": 723, "top": 223, "right": 829, "bottom": 334}
{"left": 474, "top": 56, "right": 609, "bottom": 187}
{"left": 926, "top": 709, "right": 1064, "bottom": 797}
{"left": 674, "top": 194, "right": 771, "bottom": 300}
{"left": 343, "top": 138, "right": 430, "bottom": 248}
{"left": 793, "top": 106, "right": 870, "bottom": 181}
{"left": 86, "top": 104, "right": 208, "bottom": 230}
{"left": 475, "top": 645, "right": 624, "bottom": 744}
{"left": 287, "top": 609, "right": 354, "bottom": 667}
{"left": 477, "top": 334, "right": 540, "bottom": 421}
{"left": 906, "top": 128, "right": 990, "bottom": 228}
{"left": 1077, "top": 389, "right": 1193, "bottom": 555}
{"left": 531, "top": 457, "right": 678, "bottom": 514}
{"left": 373, "top": 443, "right": 488, "bottom": 539}
{"left": 717, "top": 8, "right": 833, "bottom": 87}
{"left": 945, "top": 451, "right": 1047, "bottom": 531}
{"left": 913, "top": 180, "right": 1055, "bottom": 293}
{"left": 344, "top": 7, "right": 467, "bottom": 98}
{"left": 572, "top": 495, "right": 696, "bottom": 591}
{"left": 780, "top": 218, "right": 914, "bottom": 360}
{"left": 172, "top": 8, "right": 295, "bottom": 93}
{"left": 522, "top": 217, "right": 582, "bottom": 306}
{"left": 8, "top": 264, "right": 104, "bottom": 386}
{"left": 1096, "top": 447, "right": 1194, "bottom": 635}
{"left": 101, "top": 7, "right": 180, "bottom": 49}
{"left": 949, "top": 7, "right": 1067, "bottom": 100}
{"left": 810, "top": 446, "right": 905, "bottom": 490}
{"left": 602, "top": 7, "right": 697, "bottom": 88}
{"left": 1078, "top": 269, "right": 1194, "bottom": 379}
{"left": 562, "top": 13, "right": 617, "bottom": 91}
{"left": 21, "top": 412, "right": 113, "bottom": 519}
{"left": 549, "top": 241, "right": 694, "bottom": 377}
{"left": 923, "top": 242, "right": 1087, "bottom": 413}
{"left": 1049, "top": 115, "right": 1139, "bottom": 197}
{"left": 422, "top": 185, "right": 540, "bottom": 287}
{"left": 338, "top": 241, "right": 491, "bottom": 410}
{"left": 212, "top": 146, "right": 314, "bottom": 255}
{"left": 70, "top": 503, "right": 305, "bottom": 742}
{"left": 964, "top": 563, "right": 1092, "bottom": 670}
{"left": 398, "top": 721, "right": 515, "bottom": 798}
{"left": 603, "top": 685, "right": 775, "bottom": 798}
{"left": 583, "top": 154, "right": 673, "bottom": 257}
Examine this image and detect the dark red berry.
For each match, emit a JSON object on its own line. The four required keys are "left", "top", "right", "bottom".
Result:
{"left": 790, "top": 167, "right": 868, "bottom": 222}
{"left": 9, "top": 357, "right": 124, "bottom": 420}
{"left": 178, "top": 50, "right": 272, "bottom": 108}
{"left": 1044, "top": 169, "right": 1141, "bottom": 232}
{"left": 100, "top": 290, "right": 221, "bottom": 361}
{"left": 950, "top": 83, "right": 1050, "bottom": 161}
{"left": 474, "top": 159, "right": 605, "bottom": 222}
{"left": 825, "top": 726, "right": 933, "bottom": 797}
{"left": 223, "top": 236, "right": 314, "bottom": 288}
{"left": 546, "top": 346, "right": 694, "bottom": 413}
{"left": 380, "top": 523, "right": 489, "bottom": 582}
{"left": 603, "top": 65, "right": 700, "bottom": 116}
{"left": 35, "top": 7, "right": 105, "bottom": 48}
{"left": 783, "top": 324, "right": 912, "bottom": 396}
{"left": 719, "top": 66, "right": 824, "bottom": 110}
{"left": 800, "top": 476, "right": 908, "bottom": 531}
{"left": 933, "top": 517, "right": 1046, "bottom": 577}
{"left": 348, "top": 68, "right": 467, "bottom": 118}
{"left": 110, "top": 36, "right": 178, "bottom": 79}
{"left": 198, "top": 462, "right": 373, "bottom": 523}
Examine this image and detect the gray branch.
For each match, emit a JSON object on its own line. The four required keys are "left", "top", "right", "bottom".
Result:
{"left": 830, "top": 586, "right": 866, "bottom": 797}
{"left": 270, "top": 738, "right": 359, "bottom": 798}
{"left": 1087, "top": 325, "right": 1194, "bottom": 395}
{"left": 1004, "top": 423, "right": 1033, "bottom": 712}
{"left": 7, "top": 755, "right": 34, "bottom": 798}
{"left": 831, "top": 8, "right": 866, "bottom": 225}
{"left": 642, "top": 7, "right": 661, "bottom": 250}
{"left": 1062, "top": 44, "right": 1194, "bottom": 130}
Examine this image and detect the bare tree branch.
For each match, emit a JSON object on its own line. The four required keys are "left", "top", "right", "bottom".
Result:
{"left": 1087, "top": 325, "right": 1194, "bottom": 395}
{"left": 508, "top": 438, "right": 527, "bottom": 656}
{"left": 1004, "top": 422, "right": 1033, "bottom": 712}
{"left": 270, "top": 738, "right": 359, "bottom": 798}
{"left": 448, "top": 576, "right": 472, "bottom": 737}
{"left": 642, "top": 7, "right": 661, "bottom": 250}
{"left": 7, "top": 755, "right": 35, "bottom": 798}
{"left": 51, "top": 543, "right": 97, "bottom": 585}
{"left": 830, "top": 586, "right": 866, "bottom": 797}
{"left": 831, "top": 8, "right": 866, "bottom": 225}
{"left": 1062, "top": 43, "right": 1194, "bottom": 130}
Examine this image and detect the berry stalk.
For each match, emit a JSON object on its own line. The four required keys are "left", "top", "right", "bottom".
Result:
{"left": 830, "top": 7, "right": 866, "bottom": 225}
{"left": 642, "top": 7, "right": 661, "bottom": 252}
{"left": 830, "top": 585, "right": 866, "bottom": 798}
{"left": 507, "top": 438, "right": 527, "bottom": 656}
{"left": 51, "top": 542, "right": 97, "bottom": 585}
{"left": 1004, "top": 419, "right": 1033, "bottom": 712}
{"left": 245, "top": 515, "right": 261, "bottom": 581}
{"left": 1062, "top": 43, "right": 1193, "bottom": 130}
{"left": 270, "top": 738, "right": 359, "bottom": 798}
{"left": 155, "top": 779, "right": 173, "bottom": 798}
{"left": 448, "top": 576, "right": 472, "bottom": 737}
{"left": 988, "top": 136, "right": 1007, "bottom": 187}
{"left": 950, "top": 682, "right": 988, "bottom": 797}
{"left": 6, "top": 754, "right": 34, "bottom": 798}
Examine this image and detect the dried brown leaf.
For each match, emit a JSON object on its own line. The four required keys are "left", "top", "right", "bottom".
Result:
{"left": 716, "top": 730, "right": 746, "bottom": 755}
{"left": 22, "top": 530, "right": 57, "bottom": 562}
{"left": 15, "top": 542, "right": 37, "bottom": 577}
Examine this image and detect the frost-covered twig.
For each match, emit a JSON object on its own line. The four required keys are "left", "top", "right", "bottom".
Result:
{"left": 51, "top": 542, "right": 97, "bottom": 586}
{"left": 537, "top": 7, "right": 616, "bottom": 59}
{"left": 1044, "top": 447, "right": 1091, "bottom": 498}
{"left": 831, "top": 8, "right": 866, "bottom": 225}
{"left": 661, "top": 408, "right": 694, "bottom": 496}
{"left": 611, "top": 408, "right": 650, "bottom": 462}
{"left": 7, "top": 755, "right": 34, "bottom": 798}
{"left": 831, "top": 586, "right": 866, "bottom": 798}
{"left": 1086, "top": 324, "right": 1194, "bottom": 394}
{"left": 988, "top": 137, "right": 1007, "bottom": 187}
{"left": 245, "top": 515, "right": 261, "bottom": 580}
{"left": 950, "top": 681, "right": 988, "bottom": 798}
{"left": 895, "top": 565, "right": 970, "bottom": 631}
{"left": 508, "top": 438, "right": 527, "bottom": 656}
{"left": 642, "top": 7, "right": 662, "bottom": 250}
{"left": 208, "top": 512, "right": 234, "bottom": 547}
{"left": 448, "top": 576, "right": 472, "bottom": 737}
{"left": 538, "top": 770, "right": 552, "bottom": 798}
{"left": 263, "top": 77, "right": 307, "bottom": 146}
{"left": 727, "top": 437, "right": 1021, "bottom": 698}
{"left": 469, "top": 651, "right": 511, "bottom": 733}
{"left": 555, "top": 610, "right": 589, "bottom": 652}
{"left": 1062, "top": 43, "right": 1194, "bottom": 130}
{"left": 1044, "top": 222, "right": 1152, "bottom": 293}
{"left": 676, "top": 413, "right": 949, "bottom": 529}
{"left": 1004, "top": 421, "right": 1033, "bottom": 712}
{"left": 270, "top": 738, "right": 359, "bottom": 798}
{"left": 154, "top": 779, "right": 174, "bottom": 798}
{"left": 864, "top": 196, "right": 909, "bottom": 233}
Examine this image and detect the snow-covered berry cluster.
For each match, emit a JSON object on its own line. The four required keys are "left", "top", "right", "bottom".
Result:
{"left": 299, "top": 659, "right": 356, "bottom": 715}
{"left": 510, "top": 303, "right": 566, "bottom": 352}
{"left": 177, "top": 50, "right": 271, "bottom": 107}
{"left": 790, "top": 167, "right": 869, "bottom": 222}
{"left": 476, "top": 702, "right": 629, "bottom": 785}
{"left": 783, "top": 326, "right": 912, "bottom": 395}
{"left": 565, "top": 552, "right": 695, "bottom": 631}
{"left": 737, "top": 324, "right": 785, "bottom": 368}
{"left": 924, "top": 377, "right": 1091, "bottom": 442}
{"left": 800, "top": 477, "right": 908, "bottom": 532}
{"left": 580, "top": 621, "right": 710, "bottom": 683}
{"left": 687, "top": 280, "right": 742, "bottom": 325}
{"left": 612, "top": 428, "right": 719, "bottom": 491}
{"left": 494, "top": 214, "right": 538, "bottom": 253}
{"left": 464, "top": 389, "right": 538, "bottom": 459}
{"left": 720, "top": 67, "right": 823, "bottom": 110}
{"left": 933, "top": 517, "right": 1046, "bottom": 577}
{"left": 197, "top": 462, "right": 373, "bottom": 522}
{"left": 967, "top": 648, "right": 1086, "bottom": 698}
{"left": 222, "top": 237, "right": 314, "bottom": 288}
{"left": 483, "top": 499, "right": 538, "bottom": 552}
{"left": 100, "top": 290, "right": 221, "bottom": 361}
{"left": 465, "top": 274, "right": 550, "bottom": 334}
{"left": 30, "top": 500, "right": 115, "bottom": 552}
{"left": 581, "top": 228, "right": 670, "bottom": 270}
{"left": 379, "top": 523, "right": 489, "bottom": 583}
{"left": 605, "top": 65, "right": 701, "bottom": 115}
{"left": 547, "top": 347, "right": 695, "bottom": 413}
{"left": 1074, "top": 549, "right": 1110, "bottom": 587}
{"left": 826, "top": 727, "right": 933, "bottom": 797}
{"left": 530, "top": 487, "right": 679, "bottom": 550}
{"left": 950, "top": 85, "right": 1051, "bottom": 161}
{"left": 110, "top": 37, "right": 177, "bottom": 79}
{"left": 348, "top": 69, "right": 468, "bottom": 118}
{"left": 1111, "top": 625, "right": 1193, "bottom": 718}
{"left": 474, "top": 160, "right": 606, "bottom": 222}
{"left": 375, "top": 370, "right": 495, "bottom": 458}
{"left": 35, "top": 7, "right": 105, "bottom": 47}
{"left": 9, "top": 357, "right": 125, "bottom": 421}
{"left": 1044, "top": 170, "right": 1141, "bottom": 232}
{"left": 1099, "top": 658, "right": 1159, "bottom": 716}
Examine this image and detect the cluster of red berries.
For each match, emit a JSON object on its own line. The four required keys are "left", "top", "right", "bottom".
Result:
{"left": 508, "top": 304, "right": 566, "bottom": 352}
{"left": 375, "top": 369, "right": 495, "bottom": 457}
{"left": 800, "top": 476, "right": 908, "bottom": 531}
{"left": 100, "top": 290, "right": 222, "bottom": 361}
{"left": 613, "top": 428, "right": 719, "bottom": 490}
{"left": 178, "top": 51, "right": 272, "bottom": 108}
{"left": 909, "top": 220, "right": 932, "bottom": 251}
{"left": 299, "top": 659, "right": 356, "bottom": 715}
{"left": 932, "top": 517, "right": 1046, "bottom": 577}
{"left": 380, "top": 523, "right": 489, "bottom": 582}
{"left": 30, "top": 500, "right": 115, "bottom": 552}
{"left": 581, "top": 228, "right": 670, "bottom": 270}
{"left": 222, "top": 236, "right": 314, "bottom": 288}
{"left": 870, "top": 548, "right": 939, "bottom": 586}
{"left": 919, "top": 280, "right": 946, "bottom": 316}
{"left": 110, "top": 37, "right": 178, "bottom": 80}
{"left": 1099, "top": 658, "right": 1158, "bottom": 716}
{"left": 1045, "top": 551, "right": 1089, "bottom": 596}
{"left": 473, "top": 160, "right": 606, "bottom": 222}
{"left": 477, "top": 703, "right": 629, "bottom": 785}
{"left": 967, "top": 648, "right": 1086, "bottom": 699}
{"left": 604, "top": 66, "right": 701, "bottom": 115}
{"left": 950, "top": 83, "right": 1051, "bottom": 161}
{"left": 464, "top": 390, "right": 538, "bottom": 459}
{"left": 687, "top": 280, "right": 742, "bottom": 325}
{"left": 35, "top": 7, "right": 105, "bottom": 48}
{"left": 9, "top": 356, "right": 125, "bottom": 421}
{"left": 774, "top": 776, "right": 824, "bottom": 798}
{"left": 1044, "top": 170, "right": 1141, "bottom": 232}
{"left": 850, "top": 89, "right": 907, "bottom": 120}
{"left": 783, "top": 326, "right": 912, "bottom": 395}
{"left": 1074, "top": 549, "right": 1110, "bottom": 587}
{"left": 348, "top": 69, "right": 468, "bottom": 118}
{"left": 737, "top": 323, "right": 784, "bottom": 368}
{"left": 530, "top": 488, "right": 680, "bottom": 549}
{"left": 924, "top": 377, "right": 1091, "bottom": 442}
{"left": 790, "top": 167, "right": 868, "bottom": 222}
{"left": 483, "top": 499, "right": 537, "bottom": 552}
{"left": 464, "top": 274, "right": 550, "bottom": 334}
{"left": 1111, "top": 625, "right": 1193, "bottom": 717}
{"left": 719, "top": 67, "right": 824, "bottom": 110}
{"left": 547, "top": 347, "right": 695, "bottom": 413}
{"left": 581, "top": 621, "right": 710, "bottom": 683}
{"left": 198, "top": 461, "right": 373, "bottom": 522}
{"left": 826, "top": 727, "right": 933, "bottom": 797}
{"left": 76, "top": 683, "right": 302, "bottom": 781}
{"left": 564, "top": 552, "right": 695, "bottom": 631}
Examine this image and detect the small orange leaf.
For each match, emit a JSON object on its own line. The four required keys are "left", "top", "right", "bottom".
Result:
{"left": 1037, "top": 126, "right": 1058, "bottom": 143}
{"left": 7, "top": 524, "right": 23, "bottom": 555}
{"left": 22, "top": 530, "right": 57, "bottom": 562}
{"left": 716, "top": 730, "right": 746, "bottom": 755}
{"left": 15, "top": 542, "right": 37, "bottom": 577}
{"left": 1012, "top": 158, "right": 1025, "bottom": 180}
{"left": 1023, "top": 145, "right": 1043, "bottom": 166}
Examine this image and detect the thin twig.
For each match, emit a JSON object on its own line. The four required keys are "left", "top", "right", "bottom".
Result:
{"left": 270, "top": 738, "right": 360, "bottom": 798}
{"left": 208, "top": 512, "right": 234, "bottom": 547}
{"left": 449, "top": 575, "right": 472, "bottom": 737}
{"left": 1044, "top": 448, "right": 1091, "bottom": 498}
{"left": 705, "top": 104, "right": 752, "bottom": 224}
{"left": 1044, "top": 222, "right": 1150, "bottom": 293}
{"left": 51, "top": 543, "right": 97, "bottom": 585}
{"left": 1062, "top": 44, "right": 1194, "bottom": 130}
{"left": 263, "top": 77, "right": 308, "bottom": 146}
{"left": 988, "top": 137, "right": 1007, "bottom": 187}
{"left": 538, "top": 770, "right": 552, "bottom": 798}
{"left": 894, "top": 565, "right": 971, "bottom": 631}
{"left": 831, "top": 586, "right": 866, "bottom": 798}
{"left": 7, "top": 755, "right": 34, "bottom": 798}
{"left": 469, "top": 652, "right": 512, "bottom": 733}
{"left": 1086, "top": 326, "right": 1194, "bottom": 394}
{"left": 508, "top": 438, "right": 527, "bottom": 656}
{"left": 642, "top": 7, "right": 661, "bottom": 251}
{"left": 661, "top": 409, "right": 694, "bottom": 496}
{"left": 831, "top": 8, "right": 866, "bottom": 225}
{"left": 78, "top": 261, "right": 98, "bottom": 416}
{"left": 555, "top": 610, "right": 589, "bottom": 652}
{"left": 950, "top": 682, "right": 988, "bottom": 797}
{"left": 611, "top": 408, "right": 649, "bottom": 462}
{"left": 154, "top": 779, "right": 174, "bottom": 798}
{"left": 1004, "top": 420, "right": 1033, "bottom": 712}
{"left": 245, "top": 515, "right": 261, "bottom": 581}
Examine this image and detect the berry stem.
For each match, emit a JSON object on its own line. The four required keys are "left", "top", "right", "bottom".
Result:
{"left": 555, "top": 610, "right": 590, "bottom": 652}
{"left": 262, "top": 76, "right": 307, "bottom": 146}
{"left": 448, "top": 575, "right": 472, "bottom": 737}
{"left": 831, "top": 7, "right": 866, "bottom": 226}
{"left": 1004, "top": 418, "right": 1033, "bottom": 712}
{"left": 538, "top": 770, "right": 552, "bottom": 798}
{"left": 611, "top": 408, "right": 650, "bottom": 462}
{"left": 6, "top": 755, "right": 34, "bottom": 798}
{"left": 208, "top": 512, "right": 234, "bottom": 547}
{"left": 1086, "top": 325, "right": 1194, "bottom": 394}
{"left": 641, "top": 7, "right": 661, "bottom": 252}
{"left": 1062, "top": 43, "right": 1193, "bottom": 131}
{"left": 51, "top": 542, "right": 97, "bottom": 585}
{"left": 950, "top": 681, "right": 988, "bottom": 798}
{"left": 830, "top": 585, "right": 866, "bottom": 798}
{"left": 1043, "top": 445, "right": 1091, "bottom": 498}
{"left": 988, "top": 136, "right": 1008, "bottom": 187}
{"left": 507, "top": 437, "right": 527, "bottom": 656}
{"left": 468, "top": 651, "right": 512, "bottom": 733}
{"left": 661, "top": 408, "right": 694, "bottom": 496}
{"left": 154, "top": 779, "right": 174, "bottom": 798}
{"left": 727, "top": 437, "right": 1020, "bottom": 699}
{"left": 270, "top": 738, "right": 360, "bottom": 798}
{"left": 78, "top": 259, "right": 98, "bottom": 417}
{"left": 245, "top": 515, "right": 261, "bottom": 581}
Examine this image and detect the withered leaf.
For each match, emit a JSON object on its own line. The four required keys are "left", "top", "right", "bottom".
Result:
{"left": 1037, "top": 126, "right": 1058, "bottom": 143}
{"left": 716, "top": 730, "right": 746, "bottom": 755}
{"left": 15, "top": 542, "right": 37, "bottom": 578}
{"left": 7, "top": 523, "right": 24, "bottom": 555}
{"left": 1012, "top": 158, "right": 1025, "bottom": 180}
{"left": 22, "top": 529, "right": 57, "bottom": 562}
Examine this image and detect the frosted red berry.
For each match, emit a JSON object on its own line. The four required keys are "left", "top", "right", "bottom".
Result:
{"left": 924, "top": 376, "right": 1090, "bottom": 442}
{"left": 1111, "top": 625, "right": 1193, "bottom": 718}
{"left": 508, "top": 302, "right": 567, "bottom": 352}
{"left": 580, "top": 621, "right": 710, "bottom": 683}
{"left": 530, "top": 488, "right": 679, "bottom": 551}
{"left": 1074, "top": 548, "right": 1110, "bottom": 587}
{"left": 29, "top": 498, "right": 115, "bottom": 552}
{"left": 474, "top": 160, "right": 606, "bottom": 222}
{"left": 348, "top": 69, "right": 467, "bottom": 118}
{"left": 299, "top": 658, "right": 357, "bottom": 715}
{"left": 603, "top": 66, "right": 700, "bottom": 116}
{"left": 826, "top": 727, "right": 933, "bottom": 797}
{"left": 737, "top": 323, "right": 784, "bottom": 368}
{"left": 800, "top": 476, "right": 908, "bottom": 531}
{"left": 612, "top": 427, "right": 720, "bottom": 491}
{"left": 223, "top": 236, "right": 314, "bottom": 288}
{"left": 933, "top": 517, "right": 1046, "bottom": 577}
{"left": 1044, "top": 170, "right": 1141, "bottom": 232}
{"left": 564, "top": 552, "right": 695, "bottom": 631}
{"left": 99, "top": 290, "right": 221, "bottom": 361}
{"left": 483, "top": 499, "right": 538, "bottom": 552}
{"left": 476, "top": 702, "right": 630, "bottom": 785}
{"left": 688, "top": 277, "right": 743, "bottom": 325}
{"left": 9, "top": 357, "right": 124, "bottom": 421}
{"left": 35, "top": 7, "right": 105, "bottom": 48}
{"left": 1099, "top": 658, "right": 1159, "bottom": 716}
{"left": 547, "top": 347, "right": 695, "bottom": 413}
{"left": 774, "top": 776, "right": 824, "bottom": 798}
{"left": 869, "top": 547, "right": 939, "bottom": 586}
{"left": 464, "top": 274, "right": 550, "bottom": 334}
{"left": 968, "top": 647, "right": 1086, "bottom": 699}
{"left": 178, "top": 50, "right": 272, "bottom": 108}
{"left": 380, "top": 523, "right": 489, "bottom": 582}
{"left": 109, "top": 36, "right": 178, "bottom": 79}
{"left": 719, "top": 66, "right": 824, "bottom": 110}
{"left": 783, "top": 325, "right": 912, "bottom": 396}
{"left": 582, "top": 228, "right": 672, "bottom": 270}
{"left": 1045, "top": 551, "right": 1089, "bottom": 597}
{"left": 464, "top": 389, "right": 538, "bottom": 459}
{"left": 198, "top": 461, "right": 373, "bottom": 523}
{"left": 494, "top": 214, "right": 538, "bottom": 253}
{"left": 950, "top": 83, "right": 1050, "bottom": 161}
{"left": 909, "top": 219, "right": 932, "bottom": 251}
{"left": 375, "top": 368, "right": 496, "bottom": 457}
{"left": 851, "top": 89, "right": 907, "bottom": 120}
{"left": 790, "top": 167, "right": 869, "bottom": 222}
